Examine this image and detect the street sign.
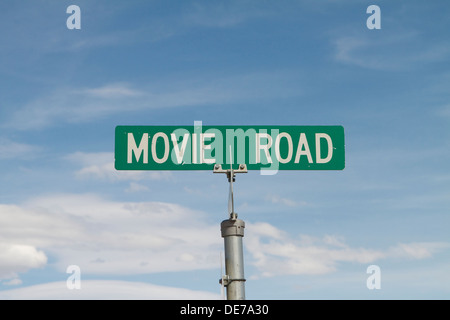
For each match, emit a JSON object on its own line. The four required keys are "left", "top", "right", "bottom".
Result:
{"left": 115, "top": 125, "right": 345, "bottom": 171}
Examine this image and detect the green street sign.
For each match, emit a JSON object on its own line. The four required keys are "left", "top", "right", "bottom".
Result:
{"left": 115, "top": 125, "right": 345, "bottom": 171}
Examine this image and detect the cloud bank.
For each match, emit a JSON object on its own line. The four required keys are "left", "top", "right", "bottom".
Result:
{"left": 1, "top": 193, "right": 447, "bottom": 297}
{"left": 0, "top": 280, "right": 220, "bottom": 300}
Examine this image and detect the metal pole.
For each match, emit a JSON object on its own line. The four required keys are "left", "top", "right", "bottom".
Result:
{"left": 221, "top": 216, "right": 245, "bottom": 300}
{"left": 214, "top": 163, "right": 247, "bottom": 300}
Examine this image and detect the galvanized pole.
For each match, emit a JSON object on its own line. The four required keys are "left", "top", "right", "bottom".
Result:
{"left": 221, "top": 215, "right": 246, "bottom": 300}
{"left": 214, "top": 163, "right": 247, "bottom": 300}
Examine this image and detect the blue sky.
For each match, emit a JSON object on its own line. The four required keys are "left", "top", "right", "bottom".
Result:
{"left": 0, "top": 0, "right": 449, "bottom": 299}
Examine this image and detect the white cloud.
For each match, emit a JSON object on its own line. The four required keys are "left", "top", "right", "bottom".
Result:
{"left": 0, "top": 244, "right": 47, "bottom": 280}
{"left": 2, "top": 193, "right": 447, "bottom": 285}
{"left": 0, "top": 194, "right": 221, "bottom": 281}
{"left": 0, "top": 280, "right": 220, "bottom": 300}
{"left": 249, "top": 222, "right": 285, "bottom": 240}
{"left": 245, "top": 222, "right": 449, "bottom": 279}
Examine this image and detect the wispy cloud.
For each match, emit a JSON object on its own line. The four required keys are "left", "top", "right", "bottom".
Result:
{"left": 265, "top": 194, "right": 307, "bottom": 207}
{"left": 65, "top": 152, "right": 172, "bottom": 182}
{"left": 388, "top": 242, "right": 450, "bottom": 260}
{"left": 4, "top": 71, "right": 302, "bottom": 130}
{"left": 125, "top": 182, "right": 150, "bottom": 193}
{"left": 0, "top": 138, "right": 41, "bottom": 160}
{"left": 3, "top": 83, "right": 146, "bottom": 130}
{"left": 332, "top": 31, "right": 450, "bottom": 70}
{"left": 80, "top": 83, "right": 144, "bottom": 99}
